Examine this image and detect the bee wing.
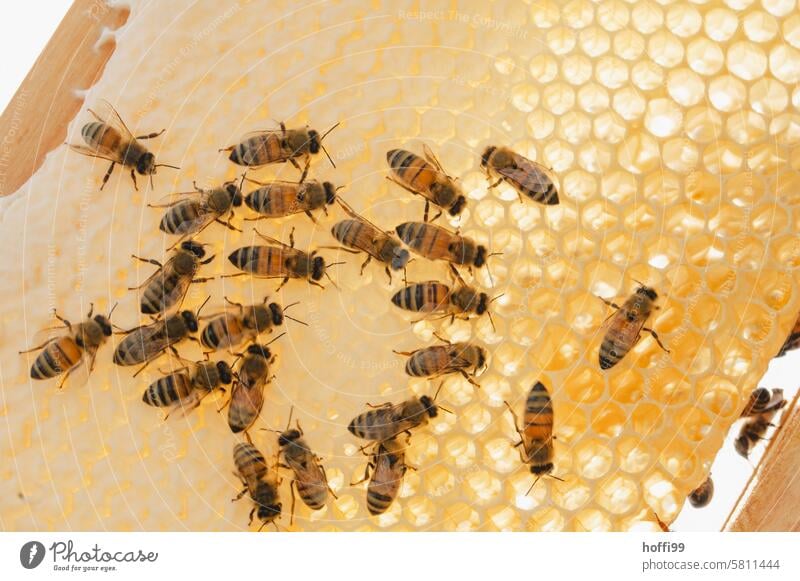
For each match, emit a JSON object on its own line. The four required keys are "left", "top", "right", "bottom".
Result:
{"left": 337, "top": 199, "right": 394, "bottom": 236}
{"left": 121, "top": 321, "right": 170, "bottom": 361}
{"left": 151, "top": 190, "right": 207, "bottom": 208}
{"left": 496, "top": 155, "right": 555, "bottom": 193}
{"left": 369, "top": 446, "right": 404, "bottom": 495}
{"left": 132, "top": 254, "right": 183, "bottom": 293}
{"left": 90, "top": 99, "right": 136, "bottom": 142}
{"left": 67, "top": 143, "right": 125, "bottom": 164}
{"left": 422, "top": 143, "right": 451, "bottom": 179}
{"left": 239, "top": 129, "right": 281, "bottom": 141}
{"left": 30, "top": 325, "right": 70, "bottom": 346}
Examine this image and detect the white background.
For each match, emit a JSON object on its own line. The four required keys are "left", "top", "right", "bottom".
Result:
{"left": 0, "top": 1, "right": 797, "bottom": 533}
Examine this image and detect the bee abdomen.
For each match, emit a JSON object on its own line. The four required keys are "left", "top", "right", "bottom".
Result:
{"left": 143, "top": 373, "right": 192, "bottom": 407}
{"left": 234, "top": 442, "right": 267, "bottom": 480}
{"left": 82, "top": 122, "right": 111, "bottom": 147}
{"left": 296, "top": 482, "right": 327, "bottom": 510}
{"left": 31, "top": 339, "right": 81, "bottom": 379}
{"left": 160, "top": 201, "right": 201, "bottom": 235}
{"left": 366, "top": 490, "right": 395, "bottom": 515}
{"left": 599, "top": 336, "right": 627, "bottom": 370}
{"left": 246, "top": 189, "right": 275, "bottom": 215}
{"left": 405, "top": 350, "right": 443, "bottom": 377}
{"left": 141, "top": 272, "right": 182, "bottom": 314}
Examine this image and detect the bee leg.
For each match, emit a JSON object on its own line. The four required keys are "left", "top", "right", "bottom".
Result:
{"left": 430, "top": 210, "right": 442, "bottom": 223}
{"left": 136, "top": 129, "right": 166, "bottom": 140}
{"left": 57, "top": 367, "right": 76, "bottom": 390}
{"left": 320, "top": 465, "right": 338, "bottom": 499}
{"left": 384, "top": 266, "right": 392, "bottom": 285}
{"left": 248, "top": 507, "right": 256, "bottom": 526}
{"left": 487, "top": 178, "right": 503, "bottom": 189}
{"left": 231, "top": 485, "right": 248, "bottom": 502}
{"left": 215, "top": 218, "right": 242, "bottom": 232}
{"left": 643, "top": 327, "right": 671, "bottom": 353}
{"left": 299, "top": 158, "right": 311, "bottom": 183}
{"left": 245, "top": 431, "right": 253, "bottom": 445}
{"left": 224, "top": 297, "right": 245, "bottom": 311}
{"left": 99, "top": 162, "right": 116, "bottom": 191}
{"left": 289, "top": 480, "right": 297, "bottom": 526}
{"left": 52, "top": 310, "right": 73, "bottom": 331}
{"left": 288, "top": 227, "right": 296, "bottom": 248}
{"left": 460, "top": 370, "right": 481, "bottom": 388}
{"left": 360, "top": 255, "right": 372, "bottom": 275}
{"left": 598, "top": 296, "right": 621, "bottom": 310}
{"left": 19, "top": 339, "right": 58, "bottom": 354}
{"left": 392, "top": 349, "right": 415, "bottom": 356}
{"left": 423, "top": 200, "right": 430, "bottom": 223}
{"left": 132, "top": 359, "right": 155, "bottom": 378}
{"left": 503, "top": 400, "right": 526, "bottom": 441}
{"left": 130, "top": 168, "right": 138, "bottom": 191}
{"left": 131, "top": 255, "right": 163, "bottom": 268}
{"left": 304, "top": 210, "right": 318, "bottom": 224}
{"left": 350, "top": 462, "right": 375, "bottom": 486}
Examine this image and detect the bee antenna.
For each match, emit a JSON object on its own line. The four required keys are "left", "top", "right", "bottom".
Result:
{"left": 632, "top": 277, "right": 647, "bottom": 288}
{"left": 283, "top": 301, "right": 301, "bottom": 311}
{"left": 323, "top": 270, "right": 340, "bottom": 290}
{"left": 438, "top": 405, "right": 454, "bottom": 415}
{"left": 155, "top": 163, "right": 181, "bottom": 170}
{"left": 319, "top": 121, "right": 340, "bottom": 142}
{"left": 107, "top": 302, "right": 119, "bottom": 318}
{"left": 196, "top": 296, "right": 211, "bottom": 317}
{"left": 264, "top": 331, "right": 287, "bottom": 347}
{"left": 486, "top": 310, "right": 497, "bottom": 333}
{"left": 548, "top": 474, "right": 566, "bottom": 482}
{"left": 285, "top": 315, "right": 308, "bottom": 326}
{"left": 432, "top": 381, "right": 445, "bottom": 402}
{"left": 321, "top": 143, "right": 337, "bottom": 169}
{"left": 285, "top": 406, "right": 294, "bottom": 431}
{"left": 526, "top": 475, "right": 542, "bottom": 496}
{"left": 489, "top": 293, "right": 505, "bottom": 304}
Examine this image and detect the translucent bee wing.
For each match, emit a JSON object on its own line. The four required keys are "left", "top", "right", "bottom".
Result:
{"left": 239, "top": 129, "right": 281, "bottom": 141}
{"left": 90, "top": 99, "right": 136, "bottom": 142}
{"left": 67, "top": 143, "right": 124, "bottom": 164}
{"left": 422, "top": 143, "right": 449, "bottom": 177}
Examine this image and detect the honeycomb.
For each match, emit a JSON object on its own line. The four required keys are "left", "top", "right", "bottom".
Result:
{"left": 1, "top": 0, "right": 800, "bottom": 532}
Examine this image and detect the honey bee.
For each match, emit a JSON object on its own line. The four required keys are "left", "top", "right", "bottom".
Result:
{"left": 741, "top": 388, "right": 785, "bottom": 417}
{"left": 221, "top": 122, "right": 339, "bottom": 181}
{"left": 504, "top": 381, "right": 563, "bottom": 491}
{"left": 688, "top": 476, "right": 714, "bottom": 508}
{"left": 480, "top": 146, "right": 559, "bottom": 205}
{"left": 20, "top": 304, "right": 115, "bottom": 388}
{"left": 391, "top": 273, "right": 497, "bottom": 329}
{"left": 273, "top": 409, "right": 335, "bottom": 523}
{"left": 348, "top": 384, "right": 446, "bottom": 442}
{"left": 395, "top": 222, "right": 487, "bottom": 269}
{"left": 68, "top": 100, "right": 178, "bottom": 190}
{"left": 227, "top": 228, "right": 340, "bottom": 290}
{"left": 352, "top": 436, "right": 409, "bottom": 516}
{"left": 113, "top": 304, "right": 205, "bottom": 374}
{"left": 150, "top": 180, "right": 243, "bottom": 240}
{"left": 244, "top": 178, "right": 337, "bottom": 223}
{"left": 142, "top": 360, "right": 233, "bottom": 417}
{"left": 227, "top": 342, "right": 279, "bottom": 438}
{"left": 777, "top": 312, "right": 800, "bottom": 357}
{"left": 734, "top": 395, "right": 787, "bottom": 459}
{"left": 232, "top": 443, "right": 282, "bottom": 530}
{"left": 330, "top": 200, "right": 410, "bottom": 283}
{"left": 598, "top": 285, "right": 670, "bottom": 370}
{"left": 132, "top": 241, "right": 215, "bottom": 315}
{"left": 386, "top": 145, "right": 466, "bottom": 221}
{"left": 200, "top": 297, "right": 303, "bottom": 352}
{"left": 394, "top": 335, "right": 486, "bottom": 387}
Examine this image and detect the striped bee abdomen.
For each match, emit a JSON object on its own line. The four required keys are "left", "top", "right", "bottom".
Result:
{"left": 296, "top": 479, "right": 327, "bottom": 510}
{"left": 523, "top": 381, "right": 553, "bottom": 442}
{"left": 82, "top": 122, "right": 118, "bottom": 149}
{"left": 233, "top": 442, "right": 268, "bottom": 483}
{"left": 201, "top": 314, "right": 244, "bottom": 350}
{"left": 391, "top": 283, "right": 450, "bottom": 313}
{"left": 142, "top": 372, "right": 193, "bottom": 407}
{"left": 141, "top": 271, "right": 185, "bottom": 315}
{"left": 405, "top": 347, "right": 448, "bottom": 377}
{"left": 159, "top": 200, "right": 204, "bottom": 235}
{"left": 598, "top": 332, "right": 628, "bottom": 370}
{"left": 229, "top": 134, "right": 282, "bottom": 166}
{"left": 31, "top": 337, "right": 82, "bottom": 379}
{"left": 387, "top": 149, "right": 435, "bottom": 190}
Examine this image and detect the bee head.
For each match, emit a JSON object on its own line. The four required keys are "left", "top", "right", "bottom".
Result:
{"left": 94, "top": 315, "right": 113, "bottom": 337}
{"left": 734, "top": 435, "right": 750, "bottom": 459}
{"left": 481, "top": 146, "right": 496, "bottom": 168}
{"left": 258, "top": 502, "right": 282, "bottom": 522}
{"left": 323, "top": 182, "right": 337, "bottom": 205}
{"left": 636, "top": 286, "right": 658, "bottom": 301}
{"left": 476, "top": 347, "right": 487, "bottom": 370}
{"left": 137, "top": 152, "right": 156, "bottom": 175}
{"left": 420, "top": 395, "right": 438, "bottom": 418}
{"left": 268, "top": 302, "right": 284, "bottom": 326}
{"left": 181, "top": 310, "right": 199, "bottom": 333}
{"left": 449, "top": 195, "right": 467, "bottom": 216}
{"left": 226, "top": 182, "right": 243, "bottom": 207}
{"left": 181, "top": 240, "right": 206, "bottom": 258}
{"left": 312, "top": 256, "right": 326, "bottom": 281}
{"left": 278, "top": 429, "right": 302, "bottom": 447}
{"left": 476, "top": 292, "right": 489, "bottom": 315}
{"left": 308, "top": 129, "right": 321, "bottom": 154}
{"left": 391, "top": 248, "right": 410, "bottom": 271}
{"left": 247, "top": 344, "right": 271, "bottom": 359}
{"left": 531, "top": 463, "right": 554, "bottom": 475}
{"left": 216, "top": 361, "right": 233, "bottom": 385}
{"left": 474, "top": 245, "right": 487, "bottom": 268}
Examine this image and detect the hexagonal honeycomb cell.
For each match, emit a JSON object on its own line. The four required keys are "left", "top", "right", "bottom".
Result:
{"left": 1, "top": 0, "right": 799, "bottom": 532}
